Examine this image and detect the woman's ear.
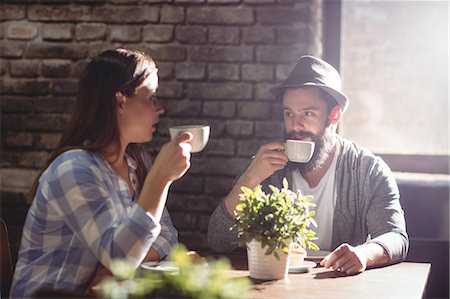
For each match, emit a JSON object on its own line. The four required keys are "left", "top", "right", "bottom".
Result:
{"left": 329, "top": 106, "right": 343, "bottom": 125}
{"left": 115, "top": 92, "right": 126, "bottom": 111}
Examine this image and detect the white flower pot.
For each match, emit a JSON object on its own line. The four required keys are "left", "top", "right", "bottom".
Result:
{"left": 247, "top": 239, "right": 289, "bottom": 280}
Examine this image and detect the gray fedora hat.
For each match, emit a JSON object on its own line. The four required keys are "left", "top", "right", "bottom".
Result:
{"left": 269, "top": 55, "right": 349, "bottom": 112}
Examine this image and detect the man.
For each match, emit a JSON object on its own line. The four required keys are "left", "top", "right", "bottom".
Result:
{"left": 207, "top": 55, "right": 408, "bottom": 275}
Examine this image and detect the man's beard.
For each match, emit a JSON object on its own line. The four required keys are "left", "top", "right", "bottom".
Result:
{"left": 285, "top": 128, "right": 334, "bottom": 172}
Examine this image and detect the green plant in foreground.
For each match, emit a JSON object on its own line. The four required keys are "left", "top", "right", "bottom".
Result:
{"left": 98, "top": 244, "right": 251, "bottom": 299}
{"left": 235, "top": 178, "right": 319, "bottom": 258}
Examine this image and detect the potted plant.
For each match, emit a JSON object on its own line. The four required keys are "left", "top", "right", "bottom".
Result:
{"left": 235, "top": 178, "right": 318, "bottom": 280}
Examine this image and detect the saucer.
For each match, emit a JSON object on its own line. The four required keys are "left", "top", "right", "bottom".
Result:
{"left": 140, "top": 261, "right": 178, "bottom": 273}
{"left": 289, "top": 261, "right": 317, "bottom": 273}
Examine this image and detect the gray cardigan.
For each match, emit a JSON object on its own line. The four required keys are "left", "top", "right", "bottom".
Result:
{"left": 207, "top": 137, "right": 409, "bottom": 264}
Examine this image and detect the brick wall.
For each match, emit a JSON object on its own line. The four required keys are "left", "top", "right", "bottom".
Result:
{"left": 0, "top": 0, "right": 323, "bottom": 261}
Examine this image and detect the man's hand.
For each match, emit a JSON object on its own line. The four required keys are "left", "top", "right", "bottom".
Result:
{"left": 239, "top": 141, "right": 289, "bottom": 188}
{"left": 320, "top": 242, "right": 389, "bottom": 275}
{"left": 223, "top": 141, "right": 288, "bottom": 216}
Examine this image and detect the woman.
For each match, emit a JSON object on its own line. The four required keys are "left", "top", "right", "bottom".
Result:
{"left": 10, "top": 49, "right": 191, "bottom": 298}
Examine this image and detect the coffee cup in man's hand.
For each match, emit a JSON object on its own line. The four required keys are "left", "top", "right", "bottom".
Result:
{"left": 285, "top": 139, "right": 315, "bottom": 163}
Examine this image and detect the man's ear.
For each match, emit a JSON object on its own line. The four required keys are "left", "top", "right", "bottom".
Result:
{"left": 329, "top": 106, "right": 343, "bottom": 125}
{"left": 115, "top": 91, "right": 126, "bottom": 111}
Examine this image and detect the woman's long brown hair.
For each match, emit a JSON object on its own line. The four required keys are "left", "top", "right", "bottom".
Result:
{"left": 28, "top": 49, "right": 157, "bottom": 202}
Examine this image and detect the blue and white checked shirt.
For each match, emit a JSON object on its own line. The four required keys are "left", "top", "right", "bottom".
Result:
{"left": 10, "top": 149, "right": 178, "bottom": 299}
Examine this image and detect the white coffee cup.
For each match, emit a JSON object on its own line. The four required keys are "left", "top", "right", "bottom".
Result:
{"left": 285, "top": 139, "right": 315, "bottom": 163}
{"left": 169, "top": 125, "right": 210, "bottom": 153}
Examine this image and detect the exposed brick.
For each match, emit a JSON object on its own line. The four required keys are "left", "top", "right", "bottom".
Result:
{"left": 86, "top": 42, "right": 113, "bottom": 58}
{"left": 205, "top": 176, "right": 235, "bottom": 195}
{"left": 276, "top": 63, "right": 293, "bottom": 81}
{"left": 208, "top": 0, "right": 240, "bottom": 3}
{"left": 257, "top": 5, "right": 312, "bottom": 24}
{"left": 175, "top": 0, "right": 205, "bottom": 3}
{"left": 196, "top": 214, "right": 210, "bottom": 231}
{"left": 156, "top": 81, "right": 183, "bottom": 98}
{"left": 52, "top": 79, "right": 78, "bottom": 95}
{"left": 237, "top": 139, "right": 270, "bottom": 156}
{"left": 255, "top": 83, "right": 276, "bottom": 101}
{"left": 225, "top": 120, "right": 253, "bottom": 136}
{"left": 35, "top": 133, "right": 62, "bottom": 150}
{"left": 42, "top": 24, "right": 73, "bottom": 41}
{"left": 178, "top": 231, "right": 208, "bottom": 250}
{"left": 171, "top": 175, "right": 204, "bottom": 194}
{"left": 10, "top": 60, "right": 40, "bottom": 78}
{"left": 208, "top": 63, "right": 239, "bottom": 81}
{"left": 255, "top": 120, "right": 284, "bottom": 138}
{"left": 190, "top": 157, "right": 248, "bottom": 176}
{"left": 189, "top": 46, "right": 253, "bottom": 62}
{"left": 0, "top": 5, "right": 26, "bottom": 21}
{"left": 171, "top": 212, "right": 198, "bottom": 230}
{"left": 202, "top": 138, "right": 235, "bottom": 156}
{"left": 143, "top": 25, "right": 174, "bottom": 42}
{"left": 28, "top": 5, "right": 91, "bottom": 22}
{"left": 202, "top": 101, "right": 235, "bottom": 118}
{"left": 163, "top": 99, "right": 202, "bottom": 117}
{"left": 242, "top": 63, "right": 274, "bottom": 82}
{"left": 175, "top": 26, "right": 207, "bottom": 44}
{"left": 25, "top": 42, "right": 87, "bottom": 59}
{"left": 161, "top": 6, "right": 185, "bottom": 23}
{"left": 0, "top": 59, "right": 7, "bottom": 76}
{"left": 156, "top": 62, "right": 174, "bottom": 79}
{"left": 1, "top": 114, "right": 27, "bottom": 131}
{"left": 167, "top": 194, "right": 220, "bottom": 212}
{"left": 175, "top": 62, "right": 205, "bottom": 80}
{"left": 2, "top": 151, "right": 49, "bottom": 168}
{"left": 0, "top": 41, "right": 25, "bottom": 58}
{"left": 208, "top": 26, "right": 239, "bottom": 44}
{"left": 237, "top": 101, "right": 272, "bottom": 119}
{"left": 6, "top": 23, "right": 39, "bottom": 40}
{"left": 0, "top": 168, "right": 39, "bottom": 192}
{"left": 42, "top": 60, "right": 72, "bottom": 78}
{"left": 108, "top": 0, "right": 139, "bottom": 4}
{"left": 1, "top": 79, "right": 50, "bottom": 95}
{"left": 144, "top": 0, "right": 172, "bottom": 2}
{"left": 276, "top": 25, "right": 314, "bottom": 45}
{"left": 75, "top": 23, "right": 107, "bottom": 41}
{"left": 91, "top": 6, "right": 159, "bottom": 23}
{"left": 110, "top": 26, "right": 141, "bottom": 42}
{"left": 187, "top": 7, "right": 253, "bottom": 25}
{"left": 256, "top": 45, "right": 311, "bottom": 63}
{"left": 24, "top": 114, "right": 70, "bottom": 132}
{"left": 0, "top": 96, "right": 33, "bottom": 113}
{"left": 142, "top": 45, "right": 186, "bottom": 61}
{"left": 187, "top": 82, "right": 252, "bottom": 100}
{"left": 242, "top": 26, "right": 275, "bottom": 44}
{"left": 244, "top": 0, "right": 275, "bottom": 3}
{"left": 5, "top": 132, "right": 33, "bottom": 148}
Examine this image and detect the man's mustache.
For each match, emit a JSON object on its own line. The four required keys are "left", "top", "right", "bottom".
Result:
{"left": 286, "top": 131, "right": 316, "bottom": 140}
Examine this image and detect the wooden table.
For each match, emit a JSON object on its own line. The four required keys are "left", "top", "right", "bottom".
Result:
{"left": 220, "top": 255, "right": 431, "bottom": 299}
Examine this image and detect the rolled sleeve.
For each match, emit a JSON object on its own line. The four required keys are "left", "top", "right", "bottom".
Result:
{"left": 151, "top": 207, "right": 178, "bottom": 259}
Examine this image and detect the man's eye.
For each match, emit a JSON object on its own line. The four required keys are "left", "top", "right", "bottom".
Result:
{"left": 284, "top": 111, "right": 294, "bottom": 117}
{"left": 304, "top": 111, "right": 314, "bottom": 118}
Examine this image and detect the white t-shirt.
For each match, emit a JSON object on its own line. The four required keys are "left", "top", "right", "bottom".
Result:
{"left": 292, "top": 150, "right": 339, "bottom": 251}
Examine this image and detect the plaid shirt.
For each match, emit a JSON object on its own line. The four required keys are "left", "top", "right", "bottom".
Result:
{"left": 10, "top": 149, "right": 178, "bottom": 299}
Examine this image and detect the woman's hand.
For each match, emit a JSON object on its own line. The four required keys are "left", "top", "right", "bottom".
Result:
{"left": 152, "top": 132, "right": 193, "bottom": 183}
{"left": 138, "top": 132, "right": 193, "bottom": 220}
